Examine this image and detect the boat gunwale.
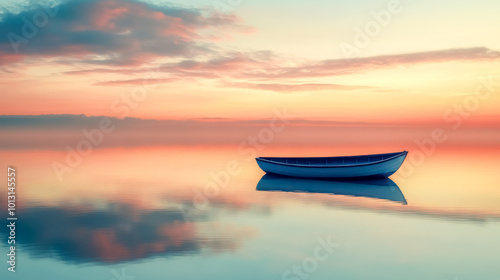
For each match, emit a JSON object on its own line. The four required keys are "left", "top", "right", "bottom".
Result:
{"left": 256, "top": 151, "right": 408, "bottom": 168}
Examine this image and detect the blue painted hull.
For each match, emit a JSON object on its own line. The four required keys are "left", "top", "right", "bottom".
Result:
{"left": 256, "top": 151, "right": 408, "bottom": 179}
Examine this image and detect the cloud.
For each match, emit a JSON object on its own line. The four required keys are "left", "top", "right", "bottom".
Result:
{"left": 0, "top": 0, "right": 243, "bottom": 65}
{"left": 63, "top": 47, "right": 500, "bottom": 90}
{"left": 0, "top": 201, "right": 248, "bottom": 263}
{"left": 237, "top": 47, "right": 500, "bottom": 79}
{"left": 1, "top": 114, "right": 499, "bottom": 150}
{"left": 222, "top": 82, "right": 373, "bottom": 92}
{"left": 0, "top": 0, "right": 498, "bottom": 82}
{"left": 93, "top": 77, "right": 179, "bottom": 86}
{"left": 152, "top": 47, "right": 500, "bottom": 81}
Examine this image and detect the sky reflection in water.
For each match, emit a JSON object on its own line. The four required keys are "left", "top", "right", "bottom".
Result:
{"left": 0, "top": 144, "right": 499, "bottom": 279}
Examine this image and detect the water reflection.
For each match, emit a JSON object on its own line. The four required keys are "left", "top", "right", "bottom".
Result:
{"left": 256, "top": 174, "right": 407, "bottom": 204}
{"left": 0, "top": 202, "right": 246, "bottom": 264}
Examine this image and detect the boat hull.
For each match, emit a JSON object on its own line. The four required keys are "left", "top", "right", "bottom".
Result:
{"left": 256, "top": 152, "right": 407, "bottom": 179}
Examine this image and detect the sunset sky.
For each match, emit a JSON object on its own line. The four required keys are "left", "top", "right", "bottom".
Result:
{"left": 0, "top": 0, "right": 499, "bottom": 124}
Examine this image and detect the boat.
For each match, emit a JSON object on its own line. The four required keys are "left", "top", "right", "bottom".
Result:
{"left": 255, "top": 151, "right": 408, "bottom": 179}
{"left": 256, "top": 174, "right": 407, "bottom": 204}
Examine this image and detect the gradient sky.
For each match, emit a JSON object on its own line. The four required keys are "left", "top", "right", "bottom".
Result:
{"left": 0, "top": 0, "right": 499, "bottom": 124}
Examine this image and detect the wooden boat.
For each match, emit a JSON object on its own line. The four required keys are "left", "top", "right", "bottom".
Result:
{"left": 256, "top": 174, "right": 407, "bottom": 204}
{"left": 256, "top": 151, "right": 408, "bottom": 179}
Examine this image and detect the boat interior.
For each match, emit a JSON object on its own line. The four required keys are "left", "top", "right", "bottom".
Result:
{"left": 258, "top": 151, "right": 406, "bottom": 166}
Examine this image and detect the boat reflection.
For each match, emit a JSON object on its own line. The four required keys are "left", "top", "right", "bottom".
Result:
{"left": 256, "top": 174, "right": 407, "bottom": 204}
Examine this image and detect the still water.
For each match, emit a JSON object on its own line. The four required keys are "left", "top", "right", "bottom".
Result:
{"left": 1, "top": 144, "right": 499, "bottom": 280}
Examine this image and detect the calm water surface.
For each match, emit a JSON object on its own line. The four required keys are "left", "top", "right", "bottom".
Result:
{"left": 1, "top": 145, "right": 499, "bottom": 280}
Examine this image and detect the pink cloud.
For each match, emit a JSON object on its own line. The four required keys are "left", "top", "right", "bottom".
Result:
{"left": 223, "top": 82, "right": 374, "bottom": 92}
{"left": 0, "top": 51, "right": 25, "bottom": 65}
{"left": 0, "top": 0, "right": 246, "bottom": 67}
{"left": 91, "top": 0, "right": 129, "bottom": 31}
{"left": 76, "top": 47, "right": 500, "bottom": 90}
